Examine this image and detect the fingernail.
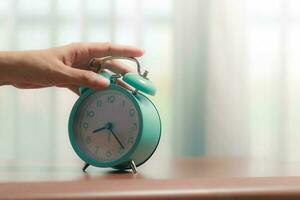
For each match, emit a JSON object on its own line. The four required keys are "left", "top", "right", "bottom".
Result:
{"left": 103, "top": 78, "right": 110, "bottom": 87}
{"left": 93, "top": 74, "right": 110, "bottom": 88}
{"left": 140, "top": 48, "right": 145, "bottom": 54}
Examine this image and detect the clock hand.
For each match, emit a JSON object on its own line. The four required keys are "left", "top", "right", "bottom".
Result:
{"left": 92, "top": 126, "right": 107, "bottom": 133}
{"left": 92, "top": 122, "right": 113, "bottom": 133}
{"left": 109, "top": 129, "right": 125, "bottom": 149}
{"left": 93, "top": 122, "right": 124, "bottom": 149}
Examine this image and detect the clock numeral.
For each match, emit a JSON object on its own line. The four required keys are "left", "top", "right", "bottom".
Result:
{"left": 83, "top": 122, "right": 89, "bottom": 129}
{"left": 95, "top": 145, "right": 100, "bottom": 154}
{"left": 107, "top": 95, "right": 115, "bottom": 104}
{"left": 96, "top": 99, "right": 102, "bottom": 108}
{"left": 132, "top": 122, "right": 137, "bottom": 131}
{"left": 128, "top": 136, "right": 134, "bottom": 145}
{"left": 85, "top": 136, "right": 91, "bottom": 144}
{"left": 129, "top": 109, "right": 135, "bottom": 117}
{"left": 122, "top": 100, "right": 125, "bottom": 107}
{"left": 86, "top": 110, "right": 95, "bottom": 118}
{"left": 106, "top": 150, "right": 112, "bottom": 158}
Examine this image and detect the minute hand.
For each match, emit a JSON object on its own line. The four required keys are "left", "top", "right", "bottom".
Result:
{"left": 109, "top": 129, "right": 125, "bottom": 149}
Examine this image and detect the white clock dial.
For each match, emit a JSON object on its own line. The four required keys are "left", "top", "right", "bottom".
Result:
{"left": 74, "top": 90, "right": 140, "bottom": 163}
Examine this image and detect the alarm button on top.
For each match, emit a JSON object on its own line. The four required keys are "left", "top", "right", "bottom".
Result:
{"left": 123, "top": 72, "right": 156, "bottom": 96}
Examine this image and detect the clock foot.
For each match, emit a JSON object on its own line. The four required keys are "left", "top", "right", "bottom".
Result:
{"left": 130, "top": 160, "right": 137, "bottom": 174}
{"left": 82, "top": 163, "right": 90, "bottom": 172}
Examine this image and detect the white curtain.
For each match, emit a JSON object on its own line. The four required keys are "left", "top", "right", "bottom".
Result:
{"left": 0, "top": 0, "right": 173, "bottom": 162}
{"left": 2, "top": 0, "right": 300, "bottom": 163}
{"left": 174, "top": 0, "right": 300, "bottom": 161}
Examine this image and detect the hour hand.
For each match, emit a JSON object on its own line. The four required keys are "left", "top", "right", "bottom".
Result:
{"left": 92, "top": 127, "right": 107, "bottom": 133}
{"left": 92, "top": 122, "right": 112, "bottom": 133}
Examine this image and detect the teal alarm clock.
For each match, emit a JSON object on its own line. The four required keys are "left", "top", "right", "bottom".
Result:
{"left": 68, "top": 56, "right": 161, "bottom": 173}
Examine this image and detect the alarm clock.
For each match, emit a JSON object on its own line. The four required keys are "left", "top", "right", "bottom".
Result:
{"left": 68, "top": 56, "right": 161, "bottom": 173}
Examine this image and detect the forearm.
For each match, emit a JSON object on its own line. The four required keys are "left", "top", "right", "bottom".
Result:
{"left": 0, "top": 51, "right": 26, "bottom": 85}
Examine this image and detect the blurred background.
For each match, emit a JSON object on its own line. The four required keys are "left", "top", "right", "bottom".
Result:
{"left": 1, "top": 0, "right": 300, "bottom": 165}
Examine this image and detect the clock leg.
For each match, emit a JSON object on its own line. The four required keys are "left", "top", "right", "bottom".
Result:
{"left": 130, "top": 160, "right": 137, "bottom": 174}
{"left": 82, "top": 163, "right": 90, "bottom": 172}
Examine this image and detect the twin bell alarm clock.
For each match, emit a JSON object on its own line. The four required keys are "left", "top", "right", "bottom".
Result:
{"left": 68, "top": 56, "right": 161, "bottom": 173}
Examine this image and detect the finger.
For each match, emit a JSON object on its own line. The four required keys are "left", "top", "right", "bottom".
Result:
{"left": 84, "top": 42, "right": 144, "bottom": 58}
{"left": 55, "top": 84, "right": 80, "bottom": 95}
{"left": 13, "top": 82, "right": 49, "bottom": 89}
{"left": 66, "top": 68, "right": 110, "bottom": 89}
{"left": 103, "top": 60, "right": 134, "bottom": 74}
{"left": 57, "top": 77, "right": 131, "bottom": 94}
{"left": 92, "top": 59, "right": 134, "bottom": 75}
{"left": 67, "top": 85, "right": 80, "bottom": 95}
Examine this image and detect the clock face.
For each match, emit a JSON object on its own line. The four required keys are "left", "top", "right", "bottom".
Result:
{"left": 73, "top": 89, "right": 140, "bottom": 163}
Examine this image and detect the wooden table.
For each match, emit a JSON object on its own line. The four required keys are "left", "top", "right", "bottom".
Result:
{"left": 1, "top": 156, "right": 300, "bottom": 199}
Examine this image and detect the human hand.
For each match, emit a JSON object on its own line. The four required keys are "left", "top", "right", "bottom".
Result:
{"left": 0, "top": 42, "right": 144, "bottom": 94}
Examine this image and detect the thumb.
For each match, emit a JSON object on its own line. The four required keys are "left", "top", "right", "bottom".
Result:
{"left": 67, "top": 68, "right": 110, "bottom": 89}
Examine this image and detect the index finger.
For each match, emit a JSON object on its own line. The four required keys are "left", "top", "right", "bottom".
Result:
{"left": 84, "top": 42, "right": 144, "bottom": 58}
{"left": 91, "top": 59, "right": 134, "bottom": 75}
